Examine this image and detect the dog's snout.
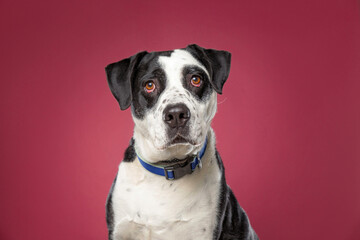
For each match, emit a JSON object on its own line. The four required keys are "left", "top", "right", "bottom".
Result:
{"left": 163, "top": 104, "right": 190, "bottom": 128}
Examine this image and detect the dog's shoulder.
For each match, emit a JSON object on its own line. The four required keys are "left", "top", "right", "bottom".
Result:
{"left": 106, "top": 173, "right": 117, "bottom": 240}
{"left": 106, "top": 138, "right": 136, "bottom": 239}
{"left": 213, "top": 150, "right": 259, "bottom": 240}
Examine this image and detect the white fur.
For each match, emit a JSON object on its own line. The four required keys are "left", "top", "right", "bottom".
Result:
{"left": 112, "top": 130, "right": 221, "bottom": 240}
{"left": 111, "top": 49, "right": 221, "bottom": 239}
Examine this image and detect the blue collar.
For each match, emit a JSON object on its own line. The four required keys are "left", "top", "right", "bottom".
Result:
{"left": 136, "top": 137, "right": 208, "bottom": 180}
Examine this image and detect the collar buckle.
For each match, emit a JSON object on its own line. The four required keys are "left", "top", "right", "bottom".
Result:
{"left": 164, "top": 156, "right": 196, "bottom": 180}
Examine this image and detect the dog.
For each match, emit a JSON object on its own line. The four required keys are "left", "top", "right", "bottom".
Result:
{"left": 105, "top": 44, "right": 259, "bottom": 240}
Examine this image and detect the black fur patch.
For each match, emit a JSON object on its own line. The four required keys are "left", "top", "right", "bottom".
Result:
{"left": 105, "top": 174, "right": 117, "bottom": 240}
{"left": 185, "top": 44, "right": 231, "bottom": 95}
{"left": 181, "top": 65, "right": 212, "bottom": 102}
{"left": 130, "top": 51, "right": 172, "bottom": 119}
{"left": 213, "top": 150, "right": 259, "bottom": 240}
{"left": 213, "top": 149, "right": 228, "bottom": 239}
{"left": 123, "top": 138, "right": 136, "bottom": 162}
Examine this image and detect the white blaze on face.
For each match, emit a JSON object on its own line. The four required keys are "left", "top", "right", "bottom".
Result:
{"left": 133, "top": 49, "right": 218, "bottom": 163}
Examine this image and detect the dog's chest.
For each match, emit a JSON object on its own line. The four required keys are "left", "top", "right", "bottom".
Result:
{"left": 111, "top": 156, "right": 221, "bottom": 240}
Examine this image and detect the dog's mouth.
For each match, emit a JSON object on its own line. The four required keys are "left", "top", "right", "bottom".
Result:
{"left": 155, "top": 134, "right": 201, "bottom": 151}
{"left": 166, "top": 126, "right": 194, "bottom": 145}
{"left": 154, "top": 128, "right": 200, "bottom": 150}
{"left": 171, "top": 135, "right": 189, "bottom": 144}
{"left": 159, "top": 134, "right": 197, "bottom": 149}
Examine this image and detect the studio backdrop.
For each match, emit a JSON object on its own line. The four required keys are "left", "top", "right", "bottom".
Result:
{"left": 0, "top": 0, "right": 359, "bottom": 239}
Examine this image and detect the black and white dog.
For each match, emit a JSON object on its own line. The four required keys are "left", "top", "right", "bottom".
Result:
{"left": 105, "top": 44, "right": 259, "bottom": 240}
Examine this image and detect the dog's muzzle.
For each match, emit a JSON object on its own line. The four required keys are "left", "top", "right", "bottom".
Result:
{"left": 163, "top": 103, "right": 191, "bottom": 142}
{"left": 163, "top": 103, "right": 190, "bottom": 128}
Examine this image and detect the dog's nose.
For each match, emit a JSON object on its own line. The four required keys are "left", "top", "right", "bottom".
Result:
{"left": 163, "top": 104, "right": 191, "bottom": 128}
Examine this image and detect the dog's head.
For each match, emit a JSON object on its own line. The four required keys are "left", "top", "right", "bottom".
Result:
{"left": 106, "top": 44, "right": 231, "bottom": 162}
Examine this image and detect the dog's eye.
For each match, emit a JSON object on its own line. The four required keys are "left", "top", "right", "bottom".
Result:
{"left": 144, "top": 81, "right": 155, "bottom": 93}
{"left": 190, "top": 75, "right": 202, "bottom": 87}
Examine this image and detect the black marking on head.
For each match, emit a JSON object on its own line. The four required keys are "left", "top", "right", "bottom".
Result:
{"left": 185, "top": 44, "right": 231, "bottom": 94}
{"left": 203, "top": 228, "right": 206, "bottom": 232}
{"left": 123, "top": 138, "right": 136, "bottom": 162}
{"left": 131, "top": 51, "right": 173, "bottom": 118}
{"left": 106, "top": 50, "right": 173, "bottom": 118}
{"left": 181, "top": 65, "right": 212, "bottom": 101}
{"left": 105, "top": 45, "right": 231, "bottom": 121}
{"left": 137, "top": 212, "right": 141, "bottom": 218}
{"left": 106, "top": 51, "right": 148, "bottom": 110}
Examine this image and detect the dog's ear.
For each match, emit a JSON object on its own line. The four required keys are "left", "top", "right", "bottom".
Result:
{"left": 186, "top": 44, "right": 231, "bottom": 94}
{"left": 105, "top": 51, "right": 148, "bottom": 110}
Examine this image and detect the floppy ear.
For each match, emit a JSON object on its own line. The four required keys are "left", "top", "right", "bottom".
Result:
{"left": 105, "top": 51, "right": 148, "bottom": 110}
{"left": 186, "top": 44, "right": 231, "bottom": 94}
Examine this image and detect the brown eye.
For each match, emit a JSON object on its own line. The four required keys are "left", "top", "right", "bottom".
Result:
{"left": 191, "top": 76, "right": 201, "bottom": 87}
{"left": 145, "top": 81, "right": 155, "bottom": 93}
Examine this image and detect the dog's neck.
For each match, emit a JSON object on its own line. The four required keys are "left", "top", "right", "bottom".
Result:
{"left": 133, "top": 127, "right": 213, "bottom": 164}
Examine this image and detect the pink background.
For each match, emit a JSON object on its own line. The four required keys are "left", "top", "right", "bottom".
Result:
{"left": 1, "top": 0, "right": 359, "bottom": 239}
